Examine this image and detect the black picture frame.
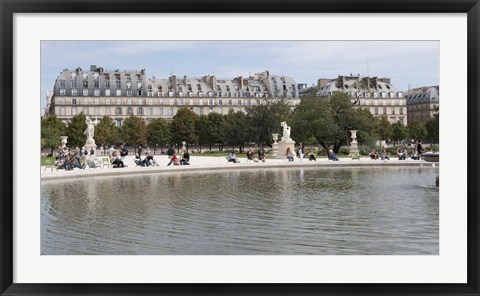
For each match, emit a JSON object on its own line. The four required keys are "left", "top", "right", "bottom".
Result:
{"left": 1, "top": 0, "right": 479, "bottom": 295}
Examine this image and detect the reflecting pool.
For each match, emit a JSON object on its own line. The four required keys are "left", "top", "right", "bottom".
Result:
{"left": 41, "top": 167, "right": 439, "bottom": 255}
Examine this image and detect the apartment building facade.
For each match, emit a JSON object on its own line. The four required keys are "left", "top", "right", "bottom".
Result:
{"left": 317, "top": 74, "right": 408, "bottom": 125}
{"left": 405, "top": 86, "right": 439, "bottom": 123}
{"left": 45, "top": 65, "right": 300, "bottom": 125}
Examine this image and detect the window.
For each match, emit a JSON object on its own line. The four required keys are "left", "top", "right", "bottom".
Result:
{"left": 159, "top": 108, "right": 164, "bottom": 116}
{"left": 218, "top": 100, "right": 223, "bottom": 106}
{"left": 105, "top": 107, "right": 111, "bottom": 115}
{"left": 126, "top": 74, "right": 131, "bottom": 81}
{"left": 374, "top": 108, "right": 378, "bottom": 115}
{"left": 209, "top": 107, "right": 213, "bottom": 114}
{"left": 127, "top": 107, "right": 133, "bottom": 115}
{"left": 400, "top": 107, "right": 404, "bottom": 114}
{"left": 83, "top": 98, "right": 89, "bottom": 105}
{"left": 94, "top": 89, "right": 100, "bottom": 96}
{"left": 169, "top": 99, "right": 174, "bottom": 105}
{"left": 127, "top": 90, "right": 132, "bottom": 96}
{"left": 59, "top": 107, "right": 65, "bottom": 115}
{"left": 94, "top": 98, "right": 100, "bottom": 105}
{"left": 83, "top": 107, "right": 89, "bottom": 115}
{"left": 71, "top": 89, "right": 78, "bottom": 96}
{"left": 248, "top": 100, "right": 252, "bottom": 106}
{"left": 105, "top": 81, "right": 110, "bottom": 88}
{"left": 94, "top": 81, "right": 99, "bottom": 88}
{"left": 105, "top": 89, "right": 111, "bottom": 96}
{"left": 148, "top": 108, "right": 153, "bottom": 116}
{"left": 208, "top": 99, "right": 214, "bottom": 105}
{"left": 199, "top": 99, "right": 204, "bottom": 105}
{"left": 105, "top": 98, "right": 110, "bottom": 105}
{"left": 399, "top": 118, "right": 404, "bottom": 125}
{"left": 71, "top": 107, "right": 77, "bottom": 115}
{"left": 115, "top": 107, "right": 122, "bottom": 115}
{"left": 392, "top": 108, "right": 396, "bottom": 115}
{"left": 116, "top": 81, "right": 121, "bottom": 88}
{"left": 189, "top": 99, "right": 194, "bottom": 106}
{"left": 138, "top": 107, "right": 143, "bottom": 115}
{"left": 383, "top": 108, "right": 387, "bottom": 114}
{"left": 219, "top": 107, "right": 223, "bottom": 115}
{"left": 237, "top": 100, "right": 242, "bottom": 105}
{"left": 59, "top": 80, "right": 65, "bottom": 88}
{"left": 116, "top": 119, "right": 122, "bottom": 127}
{"left": 59, "top": 89, "right": 66, "bottom": 95}
{"left": 71, "top": 80, "right": 77, "bottom": 88}
{"left": 83, "top": 80, "right": 88, "bottom": 87}
{"left": 169, "top": 108, "right": 174, "bottom": 116}
{"left": 127, "top": 99, "right": 132, "bottom": 105}
{"left": 178, "top": 99, "right": 184, "bottom": 106}
{"left": 228, "top": 100, "right": 232, "bottom": 106}
{"left": 94, "top": 107, "right": 100, "bottom": 116}
{"left": 72, "top": 98, "right": 77, "bottom": 105}
{"left": 83, "top": 89, "right": 88, "bottom": 96}
{"left": 199, "top": 107, "right": 204, "bottom": 116}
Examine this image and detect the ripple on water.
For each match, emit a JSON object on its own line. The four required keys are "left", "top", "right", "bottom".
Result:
{"left": 41, "top": 167, "right": 439, "bottom": 255}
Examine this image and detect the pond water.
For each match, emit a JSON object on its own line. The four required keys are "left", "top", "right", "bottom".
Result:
{"left": 41, "top": 166, "right": 439, "bottom": 255}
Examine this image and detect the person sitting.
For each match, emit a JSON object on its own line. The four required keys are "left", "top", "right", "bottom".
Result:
{"left": 134, "top": 154, "right": 144, "bottom": 166}
{"left": 143, "top": 152, "right": 159, "bottom": 166}
{"left": 285, "top": 147, "right": 294, "bottom": 162}
{"left": 246, "top": 148, "right": 258, "bottom": 162}
{"left": 110, "top": 151, "right": 126, "bottom": 168}
{"left": 181, "top": 151, "right": 190, "bottom": 165}
{"left": 308, "top": 150, "right": 316, "bottom": 161}
{"left": 411, "top": 148, "right": 419, "bottom": 160}
{"left": 171, "top": 152, "right": 181, "bottom": 165}
{"left": 328, "top": 150, "right": 339, "bottom": 161}
{"left": 257, "top": 149, "right": 266, "bottom": 162}
{"left": 369, "top": 149, "right": 379, "bottom": 160}
{"left": 398, "top": 149, "right": 407, "bottom": 160}
{"left": 227, "top": 152, "right": 240, "bottom": 163}
{"left": 381, "top": 149, "right": 390, "bottom": 161}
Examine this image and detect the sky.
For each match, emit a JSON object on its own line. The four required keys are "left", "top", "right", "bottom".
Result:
{"left": 41, "top": 40, "right": 439, "bottom": 113}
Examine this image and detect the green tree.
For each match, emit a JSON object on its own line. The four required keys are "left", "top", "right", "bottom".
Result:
{"left": 170, "top": 108, "right": 200, "bottom": 147}
{"left": 391, "top": 121, "right": 408, "bottom": 145}
{"left": 147, "top": 118, "right": 171, "bottom": 153}
{"left": 425, "top": 112, "right": 439, "bottom": 143}
{"left": 121, "top": 115, "right": 148, "bottom": 148}
{"left": 221, "top": 110, "right": 250, "bottom": 152}
{"left": 375, "top": 115, "right": 393, "bottom": 146}
{"left": 195, "top": 112, "right": 224, "bottom": 151}
{"left": 41, "top": 115, "right": 66, "bottom": 154}
{"left": 66, "top": 112, "right": 87, "bottom": 148}
{"left": 245, "top": 99, "right": 292, "bottom": 147}
{"left": 408, "top": 120, "right": 428, "bottom": 142}
{"left": 94, "top": 116, "right": 118, "bottom": 149}
{"left": 290, "top": 93, "right": 376, "bottom": 154}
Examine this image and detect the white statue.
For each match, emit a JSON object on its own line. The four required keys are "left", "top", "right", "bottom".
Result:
{"left": 280, "top": 121, "right": 291, "bottom": 140}
{"left": 84, "top": 117, "right": 96, "bottom": 140}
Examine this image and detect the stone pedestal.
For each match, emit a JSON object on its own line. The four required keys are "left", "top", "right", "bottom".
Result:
{"left": 271, "top": 133, "right": 279, "bottom": 157}
{"left": 84, "top": 138, "right": 97, "bottom": 156}
{"left": 277, "top": 140, "right": 296, "bottom": 159}
{"left": 349, "top": 130, "right": 360, "bottom": 160}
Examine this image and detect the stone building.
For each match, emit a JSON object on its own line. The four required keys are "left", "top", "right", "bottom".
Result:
{"left": 316, "top": 74, "right": 408, "bottom": 125}
{"left": 45, "top": 65, "right": 300, "bottom": 125}
{"left": 405, "top": 86, "right": 439, "bottom": 123}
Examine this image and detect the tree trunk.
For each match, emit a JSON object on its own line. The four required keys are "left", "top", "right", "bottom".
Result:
{"left": 333, "top": 141, "right": 341, "bottom": 154}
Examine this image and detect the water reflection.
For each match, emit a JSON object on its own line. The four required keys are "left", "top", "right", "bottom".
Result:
{"left": 41, "top": 167, "right": 439, "bottom": 255}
